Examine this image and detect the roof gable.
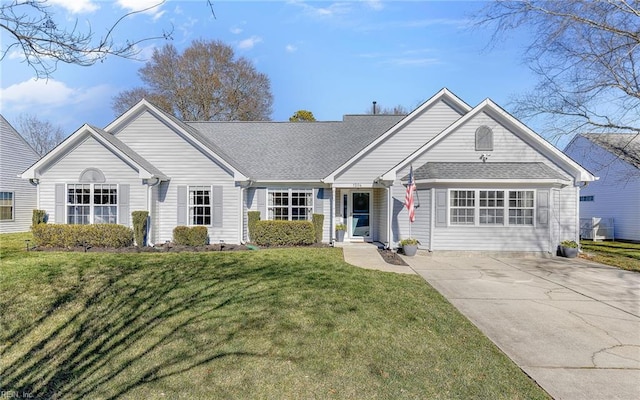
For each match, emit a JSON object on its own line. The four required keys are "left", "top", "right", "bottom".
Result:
{"left": 382, "top": 99, "right": 596, "bottom": 183}
{"left": 105, "top": 99, "right": 249, "bottom": 180}
{"left": 21, "top": 124, "right": 166, "bottom": 180}
{"left": 575, "top": 133, "right": 640, "bottom": 170}
{"left": 323, "top": 88, "right": 472, "bottom": 182}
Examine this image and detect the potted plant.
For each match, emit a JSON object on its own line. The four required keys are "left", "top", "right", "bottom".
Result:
{"left": 335, "top": 223, "right": 346, "bottom": 242}
{"left": 400, "top": 238, "right": 419, "bottom": 256}
{"left": 559, "top": 240, "right": 579, "bottom": 258}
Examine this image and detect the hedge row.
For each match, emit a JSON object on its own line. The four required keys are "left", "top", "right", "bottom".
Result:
{"left": 173, "top": 226, "right": 208, "bottom": 246}
{"left": 32, "top": 224, "right": 134, "bottom": 248}
{"left": 251, "top": 220, "right": 315, "bottom": 246}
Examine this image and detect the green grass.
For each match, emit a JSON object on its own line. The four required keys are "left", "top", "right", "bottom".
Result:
{"left": 580, "top": 240, "right": 640, "bottom": 272}
{"left": 0, "top": 232, "right": 548, "bottom": 399}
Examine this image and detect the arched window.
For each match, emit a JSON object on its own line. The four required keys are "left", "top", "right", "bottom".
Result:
{"left": 475, "top": 126, "right": 493, "bottom": 151}
{"left": 79, "top": 168, "right": 106, "bottom": 183}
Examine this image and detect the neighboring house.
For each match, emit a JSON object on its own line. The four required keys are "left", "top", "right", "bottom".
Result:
{"left": 1, "top": 115, "right": 39, "bottom": 233}
{"left": 564, "top": 133, "right": 640, "bottom": 242}
{"left": 21, "top": 89, "right": 595, "bottom": 253}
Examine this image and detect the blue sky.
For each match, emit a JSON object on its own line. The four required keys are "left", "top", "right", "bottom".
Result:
{"left": 1, "top": 1, "right": 549, "bottom": 144}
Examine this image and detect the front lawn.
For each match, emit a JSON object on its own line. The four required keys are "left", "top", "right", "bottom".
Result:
{"left": 580, "top": 240, "right": 640, "bottom": 272}
{"left": 0, "top": 232, "right": 548, "bottom": 399}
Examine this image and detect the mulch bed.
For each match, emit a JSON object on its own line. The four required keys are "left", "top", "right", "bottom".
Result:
{"left": 377, "top": 248, "right": 409, "bottom": 266}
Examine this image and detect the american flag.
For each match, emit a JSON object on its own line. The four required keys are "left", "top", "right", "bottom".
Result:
{"left": 405, "top": 165, "right": 416, "bottom": 223}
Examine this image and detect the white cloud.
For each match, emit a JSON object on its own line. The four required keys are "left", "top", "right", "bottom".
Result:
{"left": 285, "top": 44, "right": 298, "bottom": 53}
{"left": 116, "top": 0, "right": 165, "bottom": 20}
{"left": 288, "top": 0, "right": 351, "bottom": 18}
{"left": 230, "top": 27, "right": 243, "bottom": 35}
{"left": 1, "top": 78, "right": 112, "bottom": 116}
{"left": 365, "top": 0, "right": 384, "bottom": 11}
{"left": 238, "top": 36, "right": 263, "bottom": 50}
{"left": 49, "top": 0, "right": 99, "bottom": 14}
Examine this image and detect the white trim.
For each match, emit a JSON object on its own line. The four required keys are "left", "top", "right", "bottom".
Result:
{"left": 0, "top": 191, "right": 15, "bottom": 222}
{"left": 324, "top": 88, "right": 472, "bottom": 183}
{"left": 266, "top": 188, "right": 314, "bottom": 221}
{"left": 381, "top": 99, "right": 596, "bottom": 183}
{"left": 414, "top": 178, "right": 570, "bottom": 185}
{"left": 65, "top": 183, "right": 119, "bottom": 225}
{"left": 187, "top": 185, "right": 213, "bottom": 227}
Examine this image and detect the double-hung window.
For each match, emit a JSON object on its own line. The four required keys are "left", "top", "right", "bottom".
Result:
{"left": 189, "top": 186, "right": 212, "bottom": 225}
{"left": 508, "top": 191, "right": 534, "bottom": 225}
{"left": 449, "top": 189, "right": 535, "bottom": 226}
{"left": 268, "top": 189, "right": 313, "bottom": 221}
{"left": 0, "top": 192, "right": 14, "bottom": 221}
{"left": 67, "top": 184, "right": 118, "bottom": 224}
{"left": 450, "top": 190, "right": 475, "bottom": 225}
{"left": 479, "top": 190, "right": 504, "bottom": 225}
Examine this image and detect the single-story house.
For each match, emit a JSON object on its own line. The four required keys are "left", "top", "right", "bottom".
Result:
{"left": 564, "top": 133, "right": 639, "bottom": 242}
{"left": 1, "top": 115, "right": 39, "bottom": 233}
{"left": 21, "top": 88, "right": 596, "bottom": 253}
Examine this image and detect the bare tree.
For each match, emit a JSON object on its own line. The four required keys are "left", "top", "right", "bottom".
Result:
{"left": 17, "top": 113, "right": 65, "bottom": 156}
{"left": 112, "top": 39, "right": 274, "bottom": 121}
{"left": 476, "top": 0, "right": 640, "bottom": 143}
{"left": 0, "top": 0, "right": 173, "bottom": 79}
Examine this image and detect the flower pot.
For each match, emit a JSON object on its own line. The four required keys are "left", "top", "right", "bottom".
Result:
{"left": 335, "top": 230, "right": 345, "bottom": 242}
{"left": 562, "top": 246, "right": 578, "bottom": 258}
{"left": 403, "top": 244, "right": 418, "bottom": 257}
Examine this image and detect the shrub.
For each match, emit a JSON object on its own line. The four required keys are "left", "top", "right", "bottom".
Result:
{"left": 251, "top": 220, "right": 315, "bottom": 247}
{"left": 173, "top": 226, "right": 209, "bottom": 246}
{"left": 560, "top": 240, "right": 578, "bottom": 248}
{"left": 247, "top": 211, "right": 261, "bottom": 242}
{"left": 400, "top": 238, "right": 419, "bottom": 246}
{"left": 32, "top": 224, "right": 134, "bottom": 248}
{"left": 132, "top": 211, "right": 149, "bottom": 247}
{"left": 312, "top": 213, "right": 324, "bottom": 243}
{"left": 32, "top": 209, "right": 47, "bottom": 226}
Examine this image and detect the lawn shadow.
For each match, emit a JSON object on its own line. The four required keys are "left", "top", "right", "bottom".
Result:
{"left": 0, "top": 252, "right": 296, "bottom": 399}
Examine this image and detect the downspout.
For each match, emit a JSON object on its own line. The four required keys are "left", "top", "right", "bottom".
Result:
{"left": 430, "top": 187, "right": 435, "bottom": 252}
{"left": 387, "top": 184, "right": 393, "bottom": 249}
{"left": 146, "top": 177, "right": 161, "bottom": 246}
{"left": 239, "top": 185, "right": 244, "bottom": 244}
{"left": 331, "top": 186, "right": 336, "bottom": 245}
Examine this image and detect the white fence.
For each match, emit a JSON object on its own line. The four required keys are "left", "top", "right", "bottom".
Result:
{"left": 580, "top": 217, "right": 614, "bottom": 241}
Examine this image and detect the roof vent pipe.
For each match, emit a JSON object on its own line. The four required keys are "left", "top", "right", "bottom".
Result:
{"left": 372, "top": 101, "right": 377, "bottom": 115}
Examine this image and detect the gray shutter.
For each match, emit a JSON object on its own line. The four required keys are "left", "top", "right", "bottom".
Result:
{"left": 177, "top": 185, "right": 187, "bottom": 226}
{"left": 537, "top": 190, "right": 549, "bottom": 227}
{"left": 435, "top": 189, "right": 447, "bottom": 227}
{"left": 55, "top": 184, "right": 65, "bottom": 223}
{"left": 314, "top": 188, "right": 324, "bottom": 214}
{"left": 257, "top": 188, "right": 266, "bottom": 218}
{"left": 119, "top": 184, "right": 130, "bottom": 226}
{"left": 212, "top": 186, "right": 223, "bottom": 228}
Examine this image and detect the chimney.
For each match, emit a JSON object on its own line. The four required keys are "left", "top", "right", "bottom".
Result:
{"left": 372, "top": 101, "right": 377, "bottom": 115}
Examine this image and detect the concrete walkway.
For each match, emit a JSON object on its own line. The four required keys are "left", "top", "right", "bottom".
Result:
{"left": 340, "top": 245, "right": 640, "bottom": 399}
{"left": 337, "top": 242, "right": 416, "bottom": 274}
{"left": 403, "top": 255, "right": 640, "bottom": 400}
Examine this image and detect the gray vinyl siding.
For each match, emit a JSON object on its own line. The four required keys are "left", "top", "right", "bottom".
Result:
{"left": 389, "top": 183, "right": 431, "bottom": 248}
{"left": 113, "top": 111, "right": 239, "bottom": 243}
{"left": 37, "top": 136, "right": 146, "bottom": 227}
{"left": 373, "top": 188, "right": 387, "bottom": 243}
{"left": 408, "top": 112, "right": 574, "bottom": 178}
{"left": 335, "top": 99, "right": 464, "bottom": 183}
{"left": 565, "top": 136, "right": 640, "bottom": 241}
{"left": 0, "top": 117, "right": 39, "bottom": 233}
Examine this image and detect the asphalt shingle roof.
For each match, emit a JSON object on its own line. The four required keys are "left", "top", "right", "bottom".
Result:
{"left": 405, "top": 162, "right": 570, "bottom": 181}
{"left": 581, "top": 133, "right": 640, "bottom": 170}
{"left": 187, "top": 115, "right": 404, "bottom": 180}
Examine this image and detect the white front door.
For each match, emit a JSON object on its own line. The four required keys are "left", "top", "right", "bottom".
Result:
{"left": 348, "top": 191, "right": 371, "bottom": 241}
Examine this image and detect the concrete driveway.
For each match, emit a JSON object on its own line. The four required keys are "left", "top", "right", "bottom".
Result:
{"left": 402, "top": 255, "right": 640, "bottom": 400}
